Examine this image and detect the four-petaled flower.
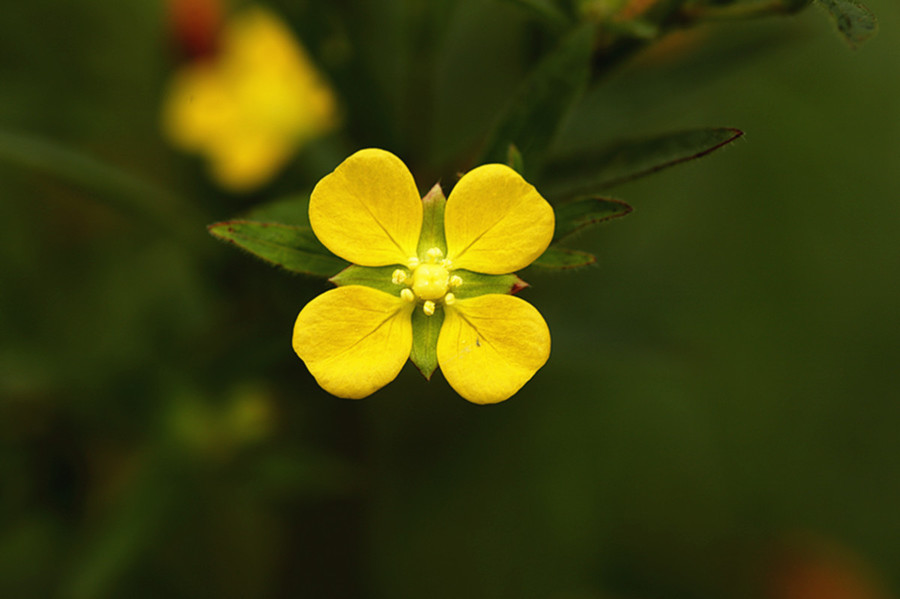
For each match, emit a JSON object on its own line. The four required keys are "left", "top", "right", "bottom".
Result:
{"left": 162, "top": 6, "right": 338, "bottom": 192}
{"left": 292, "top": 149, "right": 555, "bottom": 404}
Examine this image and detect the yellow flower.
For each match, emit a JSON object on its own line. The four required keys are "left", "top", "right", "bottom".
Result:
{"left": 162, "top": 6, "right": 338, "bottom": 192}
{"left": 292, "top": 149, "right": 555, "bottom": 404}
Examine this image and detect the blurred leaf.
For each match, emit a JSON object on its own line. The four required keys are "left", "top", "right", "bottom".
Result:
{"left": 208, "top": 220, "right": 346, "bottom": 277}
{"left": 606, "top": 18, "right": 659, "bottom": 40}
{"left": 330, "top": 265, "right": 401, "bottom": 295}
{"left": 452, "top": 270, "right": 527, "bottom": 299}
{"left": 554, "top": 197, "right": 633, "bottom": 241}
{"left": 0, "top": 129, "right": 207, "bottom": 249}
{"left": 815, "top": 0, "right": 877, "bottom": 48}
{"left": 500, "top": 0, "right": 574, "bottom": 27}
{"left": 543, "top": 127, "right": 743, "bottom": 198}
{"left": 62, "top": 457, "right": 178, "bottom": 599}
{"left": 680, "top": 0, "right": 811, "bottom": 21}
{"left": 410, "top": 307, "right": 443, "bottom": 380}
{"left": 530, "top": 246, "right": 596, "bottom": 269}
{"left": 480, "top": 24, "right": 594, "bottom": 175}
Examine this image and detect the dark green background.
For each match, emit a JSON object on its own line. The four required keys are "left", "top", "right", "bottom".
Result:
{"left": 1, "top": 0, "right": 897, "bottom": 597}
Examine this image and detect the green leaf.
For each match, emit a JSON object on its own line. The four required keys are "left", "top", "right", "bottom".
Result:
{"left": 330, "top": 265, "right": 404, "bottom": 296}
{"left": 452, "top": 270, "right": 527, "bottom": 299}
{"left": 416, "top": 183, "right": 447, "bottom": 257}
{"left": 410, "top": 307, "right": 444, "bottom": 380}
{"left": 244, "top": 193, "right": 311, "bottom": 226}
{"left": 208, "top": 220, "right": 346, "bottom": 277}
{"left": 543, "top": 127, "right": 743, "bottom": 198}
{"left": 554, "top": 197, "right": 633, "bottom": 241}
{"left": 530, "top": 246, "right": 596, "bottom": 269}
{"left": 0, "top": 128, "right": 207, "bottom": 250}
{"left": 479, "top": 24, "right": 594, "bottom": 176}
{"left": 815, "top": 0, "right": 877, "bottom": 48}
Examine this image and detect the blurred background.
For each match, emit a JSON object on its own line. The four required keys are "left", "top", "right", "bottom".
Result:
{"left": 1, "top": 0, "right": 898, "bottom": 597}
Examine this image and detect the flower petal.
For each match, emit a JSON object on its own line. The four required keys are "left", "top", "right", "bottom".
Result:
{"left": 293, "top": 286, "right": 413, "bottom": 399}
{"left": 437, "top": 294, "right": 550, "bottom": 404}
{"left": 206, "top": 130, "right": 290, "bottom": 192}
{"left": 162, "top": 65, "right": 238, "bottom": 152}
{"left": 310, "top": 149, "right": 422, "bottom": 266}
{"left": 444, "top": 164, "right": 554, "bottom": 274}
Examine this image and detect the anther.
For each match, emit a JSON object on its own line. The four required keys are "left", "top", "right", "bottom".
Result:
{"left": 423, "top": 300, "right": 436, "bottom": 316}
{"left": 391, "top": 269, "right": 407, "bottom": 285}
{"left": 407, "top": 257, "right": 420, "bottom": 269}
{"left": 449, "top": 275, "right": 463, "bottom": 288}
{"left": 444, "top": 293, "right": 456, "bottom": 306}
{"left": 400, "top": 289, "right": 415, "bottom": 302}
{"left": 425, "top": 247, "right": 443, "bottom": 262}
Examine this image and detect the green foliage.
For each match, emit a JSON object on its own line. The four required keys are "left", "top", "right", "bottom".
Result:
{"left": 207, "top": 221, "right": 346, "bottom": 277}
{"left": 0, "top": 129, "right": 205, "bottom": 248}
{"left": 1, "top": 0, "right": 893, "bottom": 596}
{"left": 531, "top": 246, "right": 597, "bottom": 268}
{"left": 500, "top": 0, "right": 575, "bottom": 27}
{"left": 543, "top": 127, "right": 744, "bottom": 198}
{"left": 244, "top": 193, "right": 311, "bottom": 226}
{"left": 553, "top": 197, "right": 633, "bottom": 241}
{"left": 479, "top": 24, "right": 595, "bottom": 176}
{"left": 816, "top": 0, "right": 878, "bottom": 47}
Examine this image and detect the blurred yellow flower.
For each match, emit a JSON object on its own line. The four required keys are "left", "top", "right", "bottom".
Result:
{"left": 162, "top": 6, "right": 338, "bottom": 191}
{"left": 292, "top": 149, "right": 554, "bottom": 404}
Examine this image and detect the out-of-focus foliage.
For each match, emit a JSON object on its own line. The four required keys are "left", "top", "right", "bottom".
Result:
{"left": 0, "top": 0, "right": 897, "bottom": 597}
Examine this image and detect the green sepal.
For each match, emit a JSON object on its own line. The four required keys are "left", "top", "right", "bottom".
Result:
{"left": 416, "top": 183, "right": 447, "bottom": 258}
{"left": 815, "top": 0, "right": 877, "bottom": 48}
{"left": 452, "top": 270, "right": 527, "bottom": 299}
{"left": 208, "top": 220, "right": 346, "bottom": 277}
{"left": 554, "top": 197, "right": 633, "bottom": 242}
{"left": 507, "top": 144, "right": 526, "bottom": 175}
{"left": 479, "top": 24, "right": 594, "bottom": 176}
{"left": 543, "top": 127, "right": 743, "bottom": 198}
{"left": 531, "top": 246, "right": 596, "bottom": 269}
{"left": 329, "top": 265, "right": 405, "bottom": 296}
{"left": 410, "top": 306, "right": 444, "bottom": 380}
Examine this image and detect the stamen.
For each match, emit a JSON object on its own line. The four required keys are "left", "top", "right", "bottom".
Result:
{"left": 391, "top": 269, "right": 407, "bottom": 285}
{"left": 444, "top": 293, "right": 455, "bottom": 306}
{"left": 423, "top": 300, "right": 436, "bottom": 316}
{"left": 449, "top": 275, "right": 463, "bottom": 288}
{"left": 400, "top": 289, "right": 415, "bottom": 302}
{"left": 425, "top": 247, "right": 443, "bottom": 262}
{"left": 407, "top": 257, "right": 420, "bottom": 269}
{"left": 441, "top": 258, "right": 453, "bottom": 269}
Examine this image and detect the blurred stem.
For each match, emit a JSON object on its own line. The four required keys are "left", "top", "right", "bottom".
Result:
{"left": 0, "top": 129, "right": 212, "bottom": 255}
{"left": 678, "top": 0, "right": 810, "bottom": 21}
{"left": 590, "top": 0, "right": 685, "bottom": 78}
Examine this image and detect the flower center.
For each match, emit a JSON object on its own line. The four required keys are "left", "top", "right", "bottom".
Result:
{"left": 394, "top": 248, "right": 463, "bottom": 315}
{"left": 411, "top": 263, "right": 449, "bottom": 300}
